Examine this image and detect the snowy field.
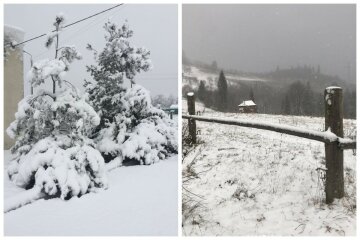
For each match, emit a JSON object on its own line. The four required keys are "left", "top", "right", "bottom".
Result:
{"left": 182, "top": 101, "right": 356, "bottom": 236}
{"left": 4, "top": 150, "right": 178, "bottom": 236}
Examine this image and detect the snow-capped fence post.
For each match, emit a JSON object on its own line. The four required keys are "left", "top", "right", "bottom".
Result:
{"left": 187, "top": 92, "right": 196, "bottom": 144}
{"left": 324, "top": 87, "right": 344, "bottom": 204}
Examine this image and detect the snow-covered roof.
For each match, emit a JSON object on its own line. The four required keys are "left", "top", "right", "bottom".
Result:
{"left": 169, "top": 104, "right": 178, "bottom": 109}
{"left": 238, "top": 100, "right": 256, "bottom": 107}
{"left": 326, "top": 86, "right": 342, "bottom": 90}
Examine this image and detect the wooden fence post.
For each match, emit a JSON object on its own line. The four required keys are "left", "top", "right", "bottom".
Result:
{"left": 324, "top": 87, "right": 344, "bottom": 204}
{"left": 170, "top": 111, "right": 173, "bottom": 120}
{"left": 187, "top": 92, "right": 196, "bottom": 144}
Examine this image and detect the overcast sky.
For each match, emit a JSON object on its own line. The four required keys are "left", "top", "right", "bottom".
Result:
{"left": 183, "top": 4, "right": 355, "bottom": 83}
{"left": 5, "top": 4, "right": 178, "bottom": 97}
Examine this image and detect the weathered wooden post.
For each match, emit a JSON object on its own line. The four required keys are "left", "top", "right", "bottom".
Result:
{"left": 187, "top": 92, "right": 196, "bottom": 144}
{"left": 324, "top": 86, "right": 344, "bottom": 204}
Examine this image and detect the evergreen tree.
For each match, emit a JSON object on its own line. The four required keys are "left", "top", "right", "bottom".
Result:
{"left": 152, "top": 94, "right": 177, "bottom": 108}
{"left": 303, "top": 82, "right": 314, "bottom": 115}
{"left": 211, "top": 60, "right": 218, "bottom": 70}
{"left": 249, "top": 88, "right": 255, "bottom": 102}
{"left": 85, "top": 21, "right": 177, "bottom": 165}
{"left": 197, "top": 80, "right": 206, "bottom": 102}
{"left": 282, "top": 94, "right": 291, "bottom": 115}
{"left": 287, "top": 81, "right": 306, "bottom": 115}
{"left": 7, "top": 14, "right": 107, "bottom": 199}
{"left": 217, "top": 70, "right": 228, "bottom": 111}
{"left": 344, "top": 89, "right": 356, "bottom": 119}
{"left": 84, "top": 21, "right": 151, "bottom": 129}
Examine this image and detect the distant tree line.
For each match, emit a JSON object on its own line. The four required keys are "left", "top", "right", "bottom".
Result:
{"left": 183, "top": 52, "right": 354, "bottom": 84}
{"left": 184, "top": 69, "right": 356, "bottom": 119}
{"left": 267, "top": 64, "right": 331, "bottom": 82}
{"left": 152, "top": 94, "right": 177, "bottom": 108}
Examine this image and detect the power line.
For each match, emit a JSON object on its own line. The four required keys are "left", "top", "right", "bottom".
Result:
{"left": 33, "top": 4, "right": 125, "bottom": 60}
{"left": 7, "top": 4, "right": 124, "bottom": 48}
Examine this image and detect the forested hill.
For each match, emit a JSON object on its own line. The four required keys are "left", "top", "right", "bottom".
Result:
{"left": 261, "top": 65, "right": 354, "bottom": 93}
{"left": 182, "top": 62, "right": 356, "bottom": 119}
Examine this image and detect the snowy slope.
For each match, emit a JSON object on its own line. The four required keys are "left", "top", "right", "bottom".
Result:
{"left": 183, "top": 66, "right": 268, "bottom": 90}
{"left": 4, "top": 151, "right": 178, "bottom": 236}
{"left": 182, "top": 102, "right": 356, "bottom": 236}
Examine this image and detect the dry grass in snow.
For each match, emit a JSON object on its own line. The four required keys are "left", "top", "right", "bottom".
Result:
{"left": 182, "top": 101, "right": 356, "bottom": 236}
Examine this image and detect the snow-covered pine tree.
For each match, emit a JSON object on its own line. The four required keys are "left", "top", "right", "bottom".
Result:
{"left": 217, "top": 70, "right": 228, "bottom": 111}
{"left": 7, "top": 14, "right": 108, "bottom": 200}
{"left": 84, "top": 21, "right": 177, "bottom": 166}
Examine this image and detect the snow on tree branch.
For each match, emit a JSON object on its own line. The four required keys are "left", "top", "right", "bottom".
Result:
{"left": 84, "top": 21, "right": 177, "bottom": 165}
{"left": 6, "top": 13, "right": 106, "bottom": 202}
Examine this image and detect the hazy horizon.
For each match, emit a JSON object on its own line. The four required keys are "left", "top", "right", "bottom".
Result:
{"left": 183, "top": 4, "right": 356, "bottom": 83}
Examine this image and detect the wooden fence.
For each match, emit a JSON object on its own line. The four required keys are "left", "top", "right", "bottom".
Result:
{"left": 183, "top": 87, "right": 356, "bottom": 204}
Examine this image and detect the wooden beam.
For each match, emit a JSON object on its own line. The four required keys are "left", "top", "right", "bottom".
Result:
{"left": 338, "top": 141, "right": 356, "bottom": 150}
{"left": 324, "top": 87, "right": 344, "bottom": 203}
{"left": 187, "top": 93, "right": 196, "bottom": 144}
{"left": 182, "top": 114, "right": 356, "bottom": 149}
{"left": 183, "top": 115, "right": 336, "bottom": 143}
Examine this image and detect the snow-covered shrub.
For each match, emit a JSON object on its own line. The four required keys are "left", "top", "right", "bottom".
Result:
{"left": 28, "top": 45, "right": 81, "bottom": 89}
{"left": 85, "top": 21, "right": 177, "bottom": 165}
{"left": 7, "top": 136, "right": 107, "bottom": 200}
{"left": 84, "top": 20, "right": 151, "bottom": 127}
{"left": 96, "top": 85, "right": 177, "bottom": 165}
{"left": 7, "top": 89, "right": 100, "bottom": 155}
{"left": 6, "top": 14, "right": 107, "bottom": 199}
{"left": 7, "top": 89, "right": 107, "bottom": 198}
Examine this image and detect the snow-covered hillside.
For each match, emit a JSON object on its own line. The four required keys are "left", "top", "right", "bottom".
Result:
{"left": 182, "top": 101, "right": 356, "bottom": 236}
{"left": 4, "top": 150, "right": 178, "bottom": 236}
{"left": 183, "top": 65, "right": 268, "bottom": 90}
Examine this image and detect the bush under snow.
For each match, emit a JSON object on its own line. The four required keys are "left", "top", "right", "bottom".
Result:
{"left": 96, "top": 85, "right": 177, "bottom": 165}
{"left": 7, "top": 136, "right": 107, "bottom": 200}
{"left": 6, "top": 14, "right": 107, "bottom": 200}
{"left": 7, "top": 89, "right": 107, "bottom": 199}
{"left": 85, "top": 21, "right": 177, "bottom": 165}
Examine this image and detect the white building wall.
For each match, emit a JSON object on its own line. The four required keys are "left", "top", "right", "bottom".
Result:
{"left": 4, "top": 25, "right": 24, "bottom": 149}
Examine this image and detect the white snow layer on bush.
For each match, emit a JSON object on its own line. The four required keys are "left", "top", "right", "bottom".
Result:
{"left": 7, "top": 89, "right": 99, "bottom": 148}
{"left": 7, "top": 88, "right": 106, "bottom": 199}
{"left": 96, "top": 85, "right": 177, "bottom": 165}
{"left": 27, "top": 46, "right": 81, "bottom": 88}
{"left": 5, "top": 14, "right": 107, "bottom": 201}
{"left": 7, "top": 136, "right": 108, "bottom": 199}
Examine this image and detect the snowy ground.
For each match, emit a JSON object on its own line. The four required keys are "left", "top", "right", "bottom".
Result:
{"left": 182, "top": 101, "right": 356, "bottom": 236}
{"left": 4, "top": 150, "right": 178, "bottom": 236}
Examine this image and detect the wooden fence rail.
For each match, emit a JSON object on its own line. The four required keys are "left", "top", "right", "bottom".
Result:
{"left": 183, "top": 87, "right": 356, "bottom": 204}
{"left": 182, "top": 115, "right": 356, "bottom": 149}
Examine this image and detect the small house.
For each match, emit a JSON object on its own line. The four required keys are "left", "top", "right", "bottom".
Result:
{"left": 169, "top": 104, "right": 178, "bottom": 114}
{"left": 238, "top": 100, "right": 257, "bottom": 113}
{"left": 163, "top": 104, "right": 178, "bottom": 115}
